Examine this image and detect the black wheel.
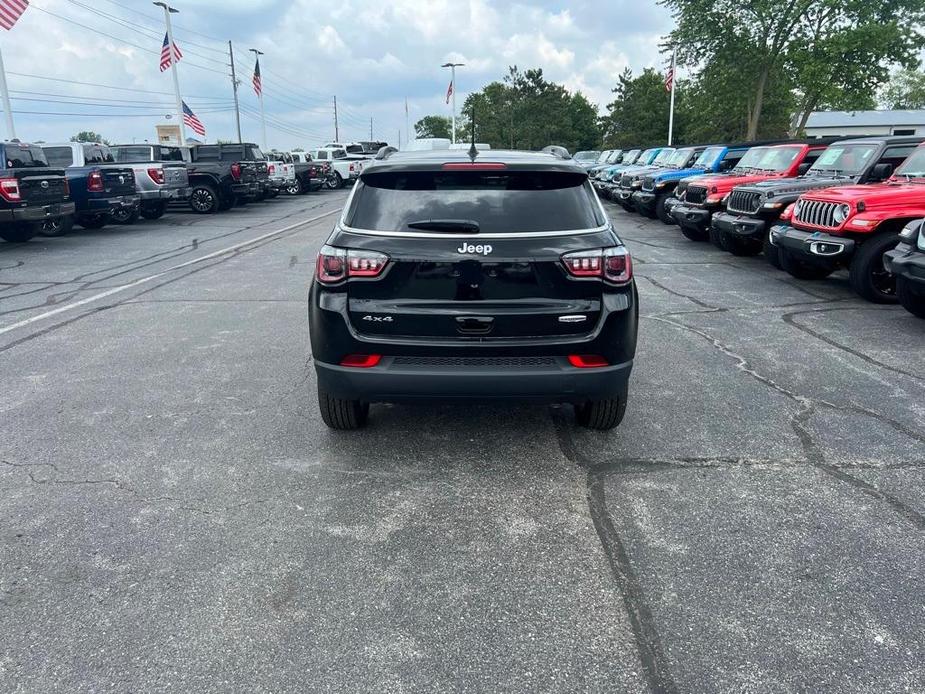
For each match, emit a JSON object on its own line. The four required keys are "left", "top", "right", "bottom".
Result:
{"left": 897, "top": 277, "right": 925, "bottom": 318}
{"left": 655, "top": 195, "right": 675, "bottom": 224}
{"left": 268, "top": 188, "right": 279, "bottom": 198}
{"left": 110, "top": 206, "right": 140, "bottom": 225}
{"left": 318, "top": 387, "right": 369, "bottom": 430}
{"left": 638, "top": 203, "right": 655, "bottom": 219}
{"left": 763, "top": 231, "right": 783, "bottom": 269}
{"left": 327, "top": 172, "right": 343, "bottom": 190}
{"left": 575, "top": 395, "right": 627, "bottom": 431}
{"left": 848, "top": 232, "right": 900, "bottom": 303}
{"left": 286, "top": 178, "right": 303, "bottom": 195}
{"left": 140, "top": 201, "right": 167, "bottom": 220}
{"left": 708, "top": 225, "right": 729, "bottom": 250}
{"left": 681, "top": 225, "right": 709, "bottom": 242}
{"left": 780, "top": 250, "right": 834, "bottom": 280}
{"left": 38, "top": 215, "right": 74, "bottom": 237}
{"left": 189, "top": 184, "right": 219, "bottom": 214}
{"left": 0, "top": 223, "right": 36, "bottom": 242}
{"left": 77, "top": 216, "right": 107, "bottom": 229}
{"left": 727, "top": 234, "right": 762, "bottom": 257}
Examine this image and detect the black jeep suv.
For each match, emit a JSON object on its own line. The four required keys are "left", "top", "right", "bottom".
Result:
{"left": 308, "top": 148, "right": 639, "bottom": 430}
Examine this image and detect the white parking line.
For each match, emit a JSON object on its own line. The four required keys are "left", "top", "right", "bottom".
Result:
{"left": 0, "top": 208, "right": 340, "bottom": 337}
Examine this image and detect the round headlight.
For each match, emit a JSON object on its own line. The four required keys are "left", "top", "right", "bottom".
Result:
{"left": 833, "top": 204, "right": 850, "bottom": 224}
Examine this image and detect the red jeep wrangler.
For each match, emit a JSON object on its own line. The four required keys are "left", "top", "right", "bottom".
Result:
{"left": 771, "top": 143, "right": 925, "bottom": 303}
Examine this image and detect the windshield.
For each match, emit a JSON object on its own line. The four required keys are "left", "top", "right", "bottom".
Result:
{"left": 606, "top": 150, "right": 622, "bottom": 163}
{"left": 752, "top": 146, "right": 801, "bottom": 172}
{"left": 809, "top": 144, "right": 878, "bottom": 175}
{"left": 574, "top": 150, "right": 600, "bottom": 162}
{"left": 694, "top": 147, "right": 724, "bottom": 168}
{"left": 665, "top": 148, "right": 693, "bottom": 168}
{"left": 623, "top": 149, "right": 641, "bottom": 164}
{"left": 347, "top": 170, "right": 604, "bottom": 233}
{"left": 652, "top": 149, "right": 675, "bottom": 165}
{"left": 893, "top": 147, "right": 925, "bottom": 179}
{"left": 732, "top": 147, "right": 770, "bottom": 171}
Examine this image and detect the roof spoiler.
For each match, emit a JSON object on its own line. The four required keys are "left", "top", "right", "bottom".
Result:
{"left": 542, "top": 145, "right": 571, "bottom": 160}
{"left": 375, "top": 145, "right": 399, "bottom": 160}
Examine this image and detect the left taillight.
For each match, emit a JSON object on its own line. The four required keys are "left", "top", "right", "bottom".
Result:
{"left": 315, "top": 244, "right": 389, "bottom": 284}
{"left": 0, "top": 176, "right": 21, "bottom": 201}
{"left": 147, "top": 167, "right": 165, "bottom": 185}
{"left": 561, "top": 246, "right": 632, "bottom": 285}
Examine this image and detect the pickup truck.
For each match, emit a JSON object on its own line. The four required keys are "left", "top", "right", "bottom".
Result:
{"left": 186, "top": 143, "right": 263, "bottom": 213}
{"left": 770, "top": 141, "right": 925, "bottom": 303}
{"left": 306, "top": 147, "right": 365, "bottom": 189}
{"left": 884, "top": 219, "right": 925, "bottom": 318}
{"left": 670, "top": 142, "right": 829, "bottom": 245}
{"left": 109, "top": 144, "right": 190, "bottom": 221}
{"left": 290, "top": 152, "right": 327, "bottom": 191}
{"left": 713, "top": 135, "right": 922, "bottom": 268}
{"left": 594, "top": 148, "right": 651, "bottom": 199}
{"left": 266, "top": 150, "right": 296, "bottom": 195}
{"left": 614, "top": 148, "right": 679, "bottom": 208}
{"left": 0, "top": 142, "right": 74, "bottom": 242}
{"left": 42, "top": 142, "right": 139, "bottom": 230}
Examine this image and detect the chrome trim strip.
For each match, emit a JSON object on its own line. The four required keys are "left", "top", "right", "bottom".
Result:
{"left": 337, "top": 223, "right": 611, "bottom": 239}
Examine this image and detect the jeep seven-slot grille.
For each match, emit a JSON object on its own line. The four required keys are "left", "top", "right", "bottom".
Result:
{"left": 726, "top": 189, "right": 762, "bottom": 215}
{"left": 392, "top": 356, "right": 557, "bottom": 368}
{"left": 642, "top": 176, "right": 656, "bottom": 191}
{"left": 795, "top": 200, "right": 839, "bottom": 229}
{"left": 685, "top": 185, "right": 707, "bottom": 206}
{"left": 619, "top": 174, "right": 633, "bottom": 188}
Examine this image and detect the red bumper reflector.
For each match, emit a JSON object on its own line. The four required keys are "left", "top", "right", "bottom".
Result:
{"left": 568, "top": 354, "right": 609, "bottom": 368}
{"left": 340, "top": 354, "right": 382, "bottom": 368}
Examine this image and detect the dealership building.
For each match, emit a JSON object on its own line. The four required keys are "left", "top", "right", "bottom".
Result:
{"left": 802, "top": 110, "right": 925, "bottom": 138}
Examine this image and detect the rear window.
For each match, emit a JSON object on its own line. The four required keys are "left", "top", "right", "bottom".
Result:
{"left": 347, "top": 170, "right": 604, "bottom": 233}
{"left": 83, "top": 145, "right": 114, "bottom": 164}
{"left": 112, "top": 146, "right": 151, "bottom": 163}
{"left": 4, "top": 145, "right": 49, "bottom": 168}
{"left": 43, "top": 146, "right": 74, "bottom": 167}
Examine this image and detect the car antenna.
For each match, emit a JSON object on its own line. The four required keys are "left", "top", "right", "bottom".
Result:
{"left": 468, "top": 104, "right": 478, "bottom": 162}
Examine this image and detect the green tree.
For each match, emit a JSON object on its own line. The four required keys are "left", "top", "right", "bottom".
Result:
{"left": 70, "top": 131, "right": 108, "bottom": 144}
{"left": 600, "top": 67, "right": 689, "bottom": 148}
{"left": 414, "top": 115, "right": 453, "bottom": 139}
{"left": 880, "top": 67, "right": 925, "bottom": 108}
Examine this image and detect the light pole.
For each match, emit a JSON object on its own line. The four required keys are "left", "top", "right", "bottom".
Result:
{"left": 441, "top": 62, "right": 464, "bottom": 144}
{"left": 153, "top": 2, "right": 185, "bottom": 144}
{"left": 250, "top": 48, "right": 266, "bottom": 150}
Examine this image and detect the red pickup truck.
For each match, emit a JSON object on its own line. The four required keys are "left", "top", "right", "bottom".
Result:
{"left": 771, "top": 143, "right": 925, "bottom": 303}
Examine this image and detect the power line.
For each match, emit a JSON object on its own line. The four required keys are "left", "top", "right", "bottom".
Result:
{"left": 10, "top": 108, "right": 234, "bottom": 117}
{"left": 8, "top": 89, "right": 232, "bottom": 107}
{"left": 98, "top": 0, "right": 229, "bottom": 45}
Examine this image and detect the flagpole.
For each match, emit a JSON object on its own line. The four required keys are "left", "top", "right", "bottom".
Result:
{"left": 250, "top": 49, "right": 266, "bottom": 150}
{"left": 441, "top": 62, "right": 464, "bottom": 145}
{"left": 0, "top": 44, "right": 16, "bottom": 140}
{"left": 154, "top": 3, "right": 185, "bottom": 145}
{"left": 667, "top": 47, "right": 677, "bottom": 147}
{"left": 404, "top": 96, "right": 409, "bottom": 144}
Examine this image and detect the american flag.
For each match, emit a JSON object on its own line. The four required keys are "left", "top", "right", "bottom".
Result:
{"left": 252, "top": 58, "right": 262, "bottom": 97}
{"left": 0, "top": 0, "right": 29, "bottom": 31}
{"left": 664, "top": 65, "right": 674, "bottom": 93}
{"left": 182, "top": 101, "right": 205, "bottom": 137}
{"left": 159, "top": 33, "right": 183, "bottom": 72}
{"left": 445, "top": 79, "right": 453, "bottom": 104}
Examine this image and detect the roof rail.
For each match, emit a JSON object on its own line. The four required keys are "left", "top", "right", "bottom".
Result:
{"left": 375, "top": 145, "right": 399, "bottom": 160}
{"left": 542, "top": 145, "right": 571, "bottom": 160}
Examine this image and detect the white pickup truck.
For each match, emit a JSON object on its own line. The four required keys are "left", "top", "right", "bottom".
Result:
{"left": 264, "top": 151, "right": 295, "bottom": 196}
{"left": 306, "top": 147, "right": 365, "bottom": 189}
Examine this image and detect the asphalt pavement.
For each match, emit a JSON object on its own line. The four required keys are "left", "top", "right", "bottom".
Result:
{"left": 1, "top": 191, "right": 923, "bottom": 693}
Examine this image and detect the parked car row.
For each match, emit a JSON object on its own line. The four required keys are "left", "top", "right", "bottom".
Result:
{"left": 0, "top": 139, "right": 358, "bottom": 243}
{"left": 593, "top": 135, "right": 925, "bottom": 320}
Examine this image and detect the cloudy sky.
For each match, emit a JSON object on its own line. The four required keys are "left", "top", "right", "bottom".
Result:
{"left": 1, "top": 0, "right": 673, "bottom": 149}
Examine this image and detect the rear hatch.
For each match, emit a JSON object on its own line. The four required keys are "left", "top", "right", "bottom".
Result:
{"left": 163, "top": 163, "right": 188, "bottom": 187}
{"left": 16, "top": 169, "right": 68, "bottom": 204}
{"left": 336, "top": 165, "right": 615, "bottom": 341}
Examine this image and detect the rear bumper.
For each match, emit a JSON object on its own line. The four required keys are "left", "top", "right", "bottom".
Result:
{"left": 0, "top": 201, "right": 75, "bottom": 222}
{"left": 315, "top": 357, "right": 633, "bottom": 403}
{"left": 671, "top": 203, "right": 713, "bottom": 231}
{"left": 712, "top": 211, "right": 768, "bottom": 240}
{"left": 771, "top": 224, "right": 856, "bottom": 261}
{"left": 885, "top": 247, "right": 925, "bottom": 287}
{"left": 139, "top": 186, "right": 189, "bottom": 201}
{"left": 82, "top": 195, "right": 140, "bottom": 214}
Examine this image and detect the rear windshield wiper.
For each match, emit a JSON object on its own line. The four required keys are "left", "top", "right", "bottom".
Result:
{"left": 406, "top": 219, "right": 480, "bottom": 233}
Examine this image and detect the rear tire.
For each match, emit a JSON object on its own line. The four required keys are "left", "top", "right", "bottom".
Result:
{"left": 681, "top": 225, "right": 709, "bottom": 242}
{"left": 897, "top": 277, "right": 925, "bottom": 318}
{"left": 77, "top": 216, "right": 107, "bottom": 229}
{"left": 189, "top": 184, "right": 219, "bottom": 214}
{"left": 110, "top": 206, "right": 140, "bottom": 225}
{"left": 39, "top": 215, "right": 74, "bottom": 237}
{"left": 848, "top": 232, "right": 900, "bottom": 303}
{"left": 318, "top": 388, "right": 369, "bottom": 430}
{"left": 780, "top": 250, "right": 833, "bottom": 280}
{"left": 286, "top": 178, "right": 303, "bottom": 195}
{"left": 575, "top": 395, "right": 627, "bottom": 431}
{"left": 763, "top": 231, "right": 783, "bottom": 269}
{"left": 0, "top": 223, "right": 36, "bottom": 242}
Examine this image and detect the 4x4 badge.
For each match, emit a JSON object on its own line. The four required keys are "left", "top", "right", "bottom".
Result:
{"left": 457, "top": 243, "right": 493, "bottom": 255}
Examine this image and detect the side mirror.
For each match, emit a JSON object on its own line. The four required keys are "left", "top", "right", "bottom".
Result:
{"left": 797, "top": 162, "right": 811, "bottom": 176}
{"left": 871, "top": 163, "right": 893, "bottom": 181}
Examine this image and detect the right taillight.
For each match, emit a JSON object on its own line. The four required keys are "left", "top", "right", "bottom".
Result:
{"left": 87, "top": 170, "right": 104, "bottom": 192}
{"left": 147, "top": 167, "right": 165, "bottom": 185}
{"left": 315, "top": 245, "right": 389, "bottom": 284}
{"left": 0, "top": 176, "right": 21, "bottom": 201}
{"left": 230, "top": 162, "right": 242, "bottom": 181}
{"left": 561, "top": 247, "right": 632, "bottom": 285}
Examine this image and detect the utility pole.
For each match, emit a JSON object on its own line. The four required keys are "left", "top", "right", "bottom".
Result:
{"left": 249, "top": 48, "right": 266, "bottom": 150}
{"left": 404, "top": 97, "right": 410, "bottom": 144}
{"left": 154, "top": 2, "right": 185, "bottom": 145}
{"left": 228, "top": 41, "right": 242, "bottom": 143}
{"left": 441, "top": 62, "right": 464, "bottom": 144}
{"left": 333, "top": 96, "right": 339, "bottom": 141}
{"left": 398, "top": 129, "right": 401, "bottom": 149}
{"left": 369, "top": 117, "right": 373, "bottom": 141}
